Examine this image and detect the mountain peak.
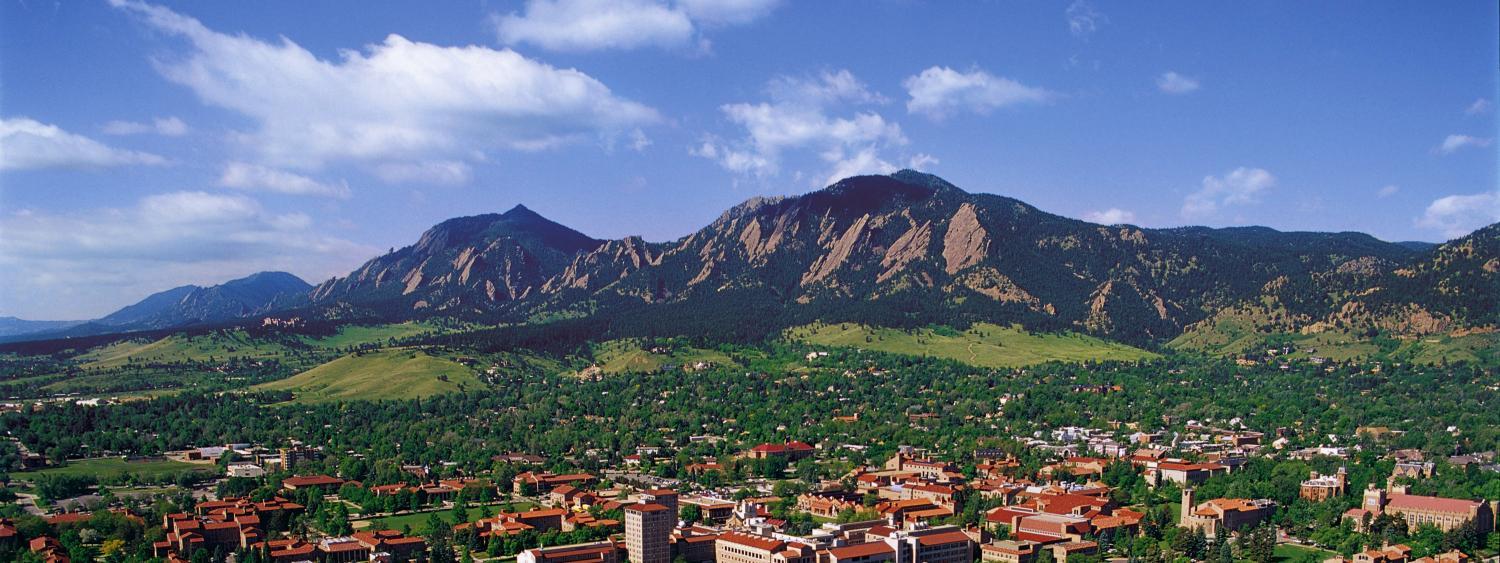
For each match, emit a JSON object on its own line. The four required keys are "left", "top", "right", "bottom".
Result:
{"left": 504, "top": 203, "right": 540, "bottom": 218}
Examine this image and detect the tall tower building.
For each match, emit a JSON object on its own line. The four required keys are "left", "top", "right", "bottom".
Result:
{"left": 625, "top": 502, "right": 672, "bottom": 563}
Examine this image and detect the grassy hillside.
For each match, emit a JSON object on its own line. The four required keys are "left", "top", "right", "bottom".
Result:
{"left": 78, "top": 330, "right": 290, "bottom": 369}
{"left": 1170, "top": 314, "right": 1500, "bottom": 365}
{"left": 254, "top": 348, "right": 481, "bottom": 403}
{"left": 77, "top": 322, "right": 446, "bottom": 369}
{"left": 574, "top": 339, "right": 739, "bottom": 376}
{"left": 787, "top": 322, "right": 1157, "bottom": 368}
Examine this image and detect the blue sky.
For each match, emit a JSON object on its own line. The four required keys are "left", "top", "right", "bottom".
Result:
{"left": 1, "top": 0, "right": 1496, "bottom": 319}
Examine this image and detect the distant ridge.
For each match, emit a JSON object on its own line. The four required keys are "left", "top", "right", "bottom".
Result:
{"left": 294, "top": 171, "right": 1496, "bottom": 344}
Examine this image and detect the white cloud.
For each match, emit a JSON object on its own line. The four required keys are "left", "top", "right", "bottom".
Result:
{"left": 676, "top": 0, "right": 780, "bottom": 25}
{"left": 1377, "top": 184, "right": 1399, "bottom": 198}
{"left": 102, "top": 116, "right": 189, "bottom": 136}
{"left": 0, "top": 117, "right": 167, "bottom": 171}
{"left": 907, "top": 153, "right": 939, "bottom": 171}
{"left": 1084, "top": 208, "right": 1136, "bottom": 225}
{"left": 696, "top": 70, "right": 914, "bottom": 186}
{"left": 822, "top": 147, "right": 898, "bottom": 187}
{"left": 1435, "top": 134, "right": 1493, "bottom": 155}
{"left": 1465, "top": 98, "right": 1492, "bottom": 116}
{"left": 1065, "top": 0, "right": 1106, "bottom": 38}
{"left": 219, "top": 162, "right": 351, "bottom": 198}
{"left": 769, "top": 69, "right": 885, "bottom": 107}
{"left": 903, "top": 66, "right": 1050, "bottom": 120}
{"left": 1416, "top": 192, "right": 1500, "bottom": 239}
{"left": 1156, "top": 72, "right": 1200, "bottom": 94}
{"left": 374, "top": 160, "right": 473, "bottom": 186}
{"left": 0, "top": 191, "right": 374, "bottom": 318}
{"left": 494, "top": 0, "right": 778, "bottom": 52}
{"left": 1182, "top": 167, "right": 1275, "bottom": 219}
{"left": 111, "top": 0, "right": 658, "bottom": 172}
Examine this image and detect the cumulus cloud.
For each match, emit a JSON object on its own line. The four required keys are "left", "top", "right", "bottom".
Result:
{"left": 1084, "top": 208, "right": 1136, "bottom": 225}
{"left": 0, "top": 191, "right": 374, "bottom": 318}
{"left": 1065, "top": 0, "right": 1106, "bottom": 38}
{"left": 110, "top": 0, "right": 658, "bottom": 175}
{"left": 374, "top": 160, "right": 474, "bottom": 186}
{"left": 219, "top": 162, "right": 351, "bottom": 198}
{"left": 1415, "top": 192, "right": 1500, "bottom": 239}
{"left": 903, "top": 66, "right": 1050, "bottom": 120}
{"left": 494, "top": 0, "right": 778, "bottom": 52}
{"left": 693, "top": 70, "right": 913, "bottom": 186}
{"left": 1435, "top": 134, "right": 1492, "bottom": 155}
{"left": 0, "top": 117, "right": 166, "bottom": 171}
{"left": 1156, "top": 72, "right": 1200, "bottom": 94}
{"left": 1182, "top": 167, "right": 1275, "bottom": 219}
{"left": 102, "top": 116, "right": 189, "bottom": 136}
{"left": 1465, "top": 98, "right": 1492, "bottom": 116}
{"left": 1377, "top": 185, "right": 1400, "bottom": 198}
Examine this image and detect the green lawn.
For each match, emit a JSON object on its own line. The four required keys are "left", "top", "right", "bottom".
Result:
{"left": 357, "top": 502, "right": 538, "bottom": 532}
{"left": 787, "top": 322, "right": 1158, "bottom": 368}
{"left": 253, "top": 348, "right": 482, "bottom": 403}
{"left": 1274, "top": 543, "right": 1336, "bottom": 563}
{"left": 13, "top": 457, "right": 215, "bottom": 481}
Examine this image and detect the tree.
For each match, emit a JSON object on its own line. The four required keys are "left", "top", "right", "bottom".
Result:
{"left": 680, "top": 504, "right": 702, "bottom": 524}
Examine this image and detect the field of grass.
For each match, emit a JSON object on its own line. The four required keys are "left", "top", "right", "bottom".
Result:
{"left": 787, "top": 322, "right": 1157, "bottom": 368}
{"left": 254, "top": 348, "right": 481, "bottom": 403}
{"left": 355, "top": 502, "right": 537, "bottom": 532}
{"left": 1274, "top": 543, "right": 1336, "bottom": 563}
{"left": 76, "top": 322, "right": 451, "bottom": 370}
{"left": 1170, "top": 314, "right": 1499, "bottom": 365}
{"left": 578, "top": 339, "right": 739, "bottom": 375}
{"left": 78, "top": 330, "right": 291, "bottom": 369}
{"left": 13, "top": 457, "right": 215, "bottom": 481}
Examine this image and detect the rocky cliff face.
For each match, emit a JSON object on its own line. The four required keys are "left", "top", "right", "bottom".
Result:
{"left": 302, "top": 171, "right": 1494, "bottom": 343}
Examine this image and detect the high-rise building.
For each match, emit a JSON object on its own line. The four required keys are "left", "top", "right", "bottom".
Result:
{"left": 625, "top": 503, "right": 673, "bottom": 563}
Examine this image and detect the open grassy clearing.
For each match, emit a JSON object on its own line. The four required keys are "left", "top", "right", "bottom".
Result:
{"left": 253, "top": 348, "right": 481, "bottom": 403}
{"left": 787, "top": 322, "right": 1157, "bottom": 368}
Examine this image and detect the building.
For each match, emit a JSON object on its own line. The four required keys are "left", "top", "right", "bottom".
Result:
{"left": 799, "top": 492, "right": 863, "bottom": 519}
{"left": 672, "top": 527, "right": 721, "bottom": 563}
{"left": 885, "top": 454, "right": 960, "bottom": 481}
{"left": 1345, "top": 485, "right": 1495, "bottom": 533}
{"left": 31, "top": 536, "right": 70, "bottom": 563}
{"left": 641, "top": 489, "right": 679, "bottom": 516}
{"left": 281, "top": 474, "right": 345, "bottom": 492}
{"left": 715, "top": 532, "right": 814, "bottom": 563}
{"left": 514, "top": 472, "right": 597, "bottom": 494}
{"left": 625, "top": 503, "right": 673, "bottom": 563}
{"left": 822, "top": 541, "right": 896, "bottom": 563}
{"left": 277, "top": 446, "right": 320, "bottom": 470}
{"left": 519, "top": 541, "right": 623, "bottom": 563}
{"left": 350, "top": 530, "right": 427, "bottom": 561}
{"left": 1179, "top": 489, "right": 1276, "bottom": 538}
{"left": 981, "top": 540, "right": 1040, "bottom": 563}
{"left": 1146, "top": 461, "right": 1228, "bottom": 487}
{"left": 870, "top": 525, "right": 975, "bottom": 563}
{"left": 1050, "top": 541, "right": 1098, "bottom": 561}
{"left": 681, "top": 497, "right": 737, "bottom": 524}
{"left": 1300, "top": 468, "right": 1347, "bottom": 502}
{"left": 226, "top": 463, "right": 266, "bottom": 479}
{"left": 1390, "top": 462, "right": 1435, "bottom": 484}
{"left": 747, "top": 441, "right": 816, "bottom": 461}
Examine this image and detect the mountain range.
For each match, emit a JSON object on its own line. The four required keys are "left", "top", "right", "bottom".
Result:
{"left": 9, "top": 171, "right": 1496, "bottom": 345}
{"left": 2, "top": 271, "right": 311, "bottom": 340}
